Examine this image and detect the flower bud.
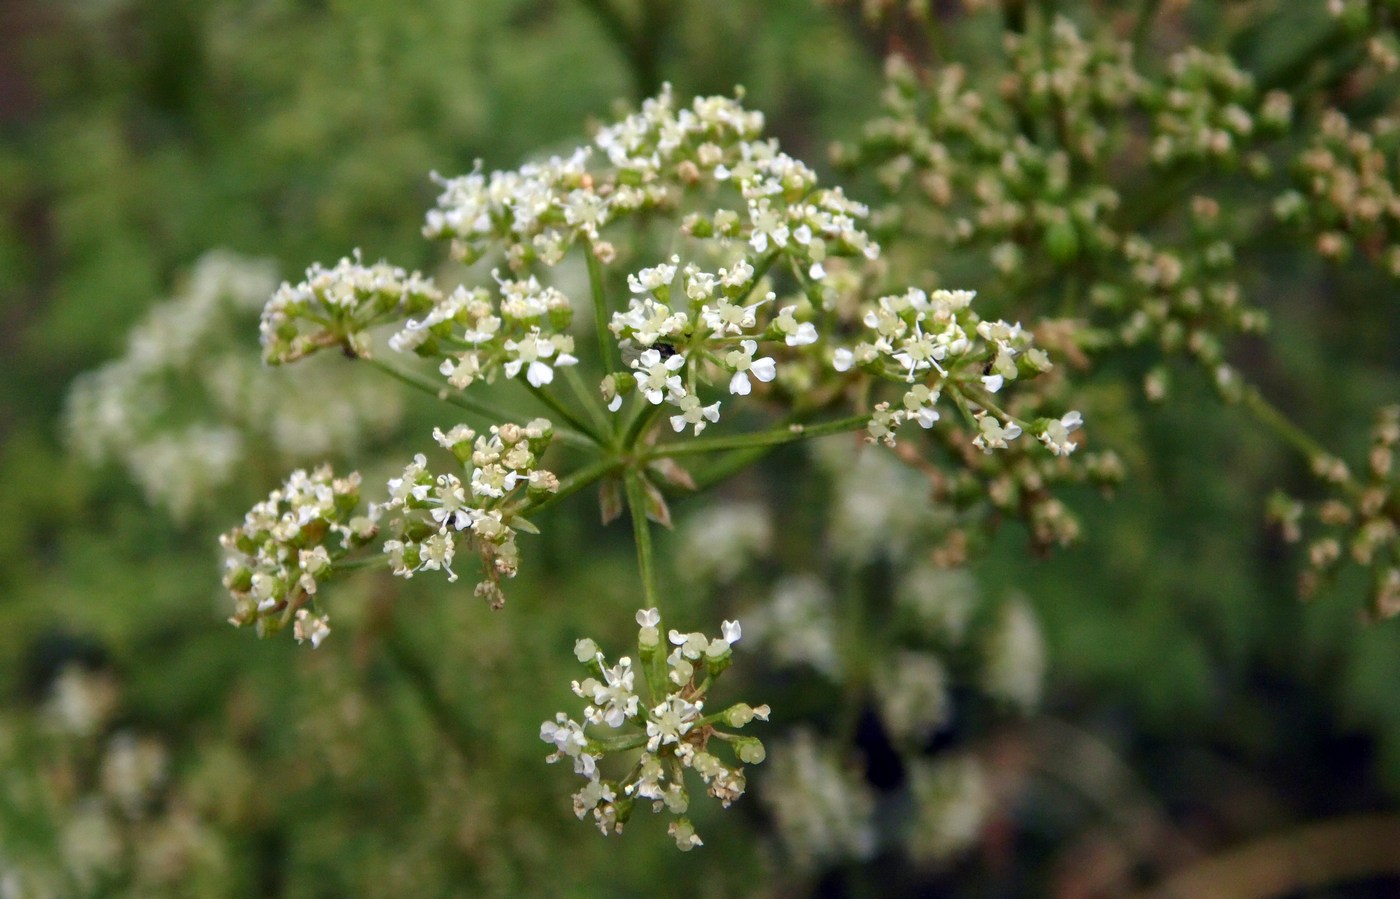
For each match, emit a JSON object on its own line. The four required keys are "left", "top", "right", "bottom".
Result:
{"left": 735, "top": 737, "right": 766, "bottom": 765}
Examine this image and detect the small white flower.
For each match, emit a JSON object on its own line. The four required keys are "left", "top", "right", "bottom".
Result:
{"left": 972, "top": 413, "right": 1023, "bottom": 453}
{"left": 293, "top": 609, "right": 331, "bottom": 648}
{"left": 1039, "top": 410, "right": 1083, "bottom": 456}
{"left": 632, "top": 349, "right": 687, "bottom": 404}
{"left": 725, "top": 340, "right": 777, "bottom": 396}
{"left": 670, "top": 394, "right": 722, "bottom": 435}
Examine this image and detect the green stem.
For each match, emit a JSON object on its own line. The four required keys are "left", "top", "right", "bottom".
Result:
{"left": 562, "top": 363, "right": 617, "bottom": 447}
{"left": 644, "top": 414, "right": 869, "bottom": 459}
{"left": 573, "top": 0, "right": 666, "bottom": 100}
{"left": 961, "top": 385, "right": 1031, "bottom": 429}
{"left": 590, "top": 729, "right": 650, "bottom": 753}
{"left": 525, "top": 382, "right": 607, "bottom": 446}
{"left": 1131, "top": 0, "right": 1162, "bottom": 58}
{"left": 622, "top": 401, "right": 665, "bottom": 450}
{"left": 362, "top": 356, "right": 517, "bottom": 423}
{"left": 585, "top": 240, "right": 621, "bottom": 375}
{"left": 623, "top": 470, "right": 659, "bottom": 609}
{"left": 1240, "top": 386, "right": 1360, "bottom": 497}
{"left": 519, "top": 456, "right": 621, "bottom": 517}
{"left": 688, "top": 444, "right": 779, "bottom": 491}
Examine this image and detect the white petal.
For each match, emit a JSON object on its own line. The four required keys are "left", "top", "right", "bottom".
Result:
{"left": 527, "top": 361, "right": 554, "bottom": 387}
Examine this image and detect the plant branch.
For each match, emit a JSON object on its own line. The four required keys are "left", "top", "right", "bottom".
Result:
{"left": 520, "top": 456, "right": 621, "bottom": 517}
{"left": 645, "top": 414, "right": 870, "bottom": 459}
{"left": 526, "top": 383, "right": 607, "bottom": 446}
{"left": 585, "top": 240, "right": 620, "bottom": 375}
{"left": 623, "top": 470, "right": 659, "bottom": 609}
{"left": 361, "top": 356, "right": 516, "bottom": 423}
{"left": 1239, "top": 385, "right": 1361, "bottom": 498}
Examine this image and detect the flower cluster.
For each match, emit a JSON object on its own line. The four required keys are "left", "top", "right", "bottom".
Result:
{"left": 832, "top": 286, "right": 1067, "bottom": 448}
{"left": 1144, "top": 47, "right": 1290, "bottom": 169}
{"left": 1093, "top": 200, "right": 1268, "bottom": 388}
{"left": 1276, "top": 110, "right": 1400, "bottom": 276}
{"left": 1269, "top": 405, "right": 1400, "bottom": 617}
{"left": 760, "top": 729, "right": 876, "bottom": 869}
{"left": 424, "top": 86, "right": 767, "bottom": 268}
{"left": 220, "top": 466, "right": 377, "bottom": 643}
{"left": 389, "top": 273, "right": 579, "bottom": 390}
{"left": 540, "top": 609, "right": 769, "bottom": 850}
{"left": 260, "top": 252, "right": 443, "bottom": 363}
{"left": 377, "top": 419, "right": 558, "bottom": 608}
{"left": 608, "top": 256, "right": 796, "bottom": 432}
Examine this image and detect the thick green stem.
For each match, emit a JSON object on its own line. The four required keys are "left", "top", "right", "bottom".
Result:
{"left": 623, "top": 470, "right": 659, "bottom": 610}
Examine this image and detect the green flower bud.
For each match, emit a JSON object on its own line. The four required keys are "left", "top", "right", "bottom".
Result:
{"left": 735, "top": 737, "right": 766, "bottom": 765}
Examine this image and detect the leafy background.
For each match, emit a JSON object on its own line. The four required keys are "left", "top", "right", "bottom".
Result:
{"left": 3, "top": 0, "right": 1400, "bottom": 895}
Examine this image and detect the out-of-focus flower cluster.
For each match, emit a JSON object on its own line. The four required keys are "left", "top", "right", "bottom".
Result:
{"left": 378, "top": 419, "right": 557, "bottom": 608}
{"left": 64, "top": 251, "right": 403, "bottom": 519}
{"left": 676, "top": 456, "right": 1044, "bottom": 868}
{"left": 837, "top": 18, "right": 1289, "bottom": 381}
{"left": 1276, "top": 111, "right": 1400, "bottom": 276}
{"left": 541, "top": 609, "right": 769, "bottom": 850}
{"left": 0, "top": 665, "right": 233, "bottom": 898}
{"left": 1269, "top": 405, "right": 1400, "bottom": 617}
{"left": 220, "top": 466, "right": 377, "bottom": 643}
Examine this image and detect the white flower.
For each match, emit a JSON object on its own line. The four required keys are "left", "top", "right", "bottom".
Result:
{"left": 419, "top": 530, "right": 458, "bottom": 582}
{"left": 578, "top": 657, "right": 640, "bottom": 727}
{"left": 725, "top": 340, "right": 777, "bottom": 395}
{"left": 669, "top": 819, "right": 704, "bottom": 851}
{"left": 293, "top": 609, "right": 331, "bottom": 648}
{"left": 1039, "top": 410, "right": 1083, "bottom": 456}
{"left": 632, "top": 348, "right": 688, "bottom": 404}
{"left": 646, "top": 695, "right": 702, "bottom": 751}
{"left": 669, "top": 393, "right": 722, "bottom": 434}
{"left": 902, "top": 384, "right": 941, "bottom": 429}
{"left": 971, "top": 413, "right": 1022, "bottom": 453}
{"left": 628, "top": 258, "right": 679, "bottom": 294}
{"left": 775, "top": 305, "right": 818, "bottom": 346}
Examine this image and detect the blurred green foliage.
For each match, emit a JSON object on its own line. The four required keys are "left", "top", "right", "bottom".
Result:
{"left": 4, "top": 0, "right": 1400, "bottom": 896}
